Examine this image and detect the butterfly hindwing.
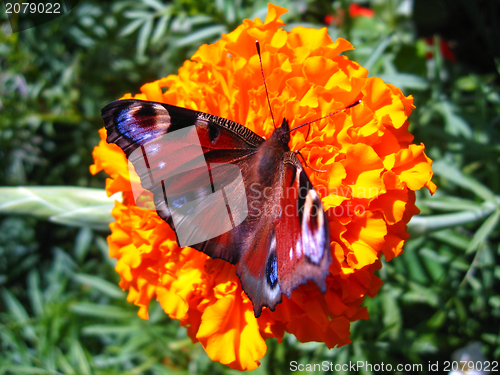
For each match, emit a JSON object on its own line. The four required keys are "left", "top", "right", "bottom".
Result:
{"left": 275, "top": 153, "right": 331, "bottom": 297}
{"left": 234, "top": 151, "right": 331, "bottom": 317}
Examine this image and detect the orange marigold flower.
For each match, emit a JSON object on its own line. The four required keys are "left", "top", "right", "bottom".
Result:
{"left": 91, "top": 3, "right": 436, "bottom": 371}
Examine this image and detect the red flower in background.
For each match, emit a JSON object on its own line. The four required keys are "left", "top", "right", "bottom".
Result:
{"left": 324, "top": 9, "right": 344, "bottom": 26}
{"left": 425, "top": 36, "right": 456, "bottom": 62}
{"left": 349, "top": 4, "right": 375, "bottom": 18}
{"left": 325, "top": 4, "right": 374, "bottom": 26}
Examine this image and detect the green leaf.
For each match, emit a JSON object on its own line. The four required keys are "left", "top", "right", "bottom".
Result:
{"left": 427, "top": 310, "right": 447, "bottom": 329}
{"left": 435, "top": 101, "right": 473, "bottom": 138}
{"left": 222, "top": 0, "right": 236, "bottom": 24}
{"left": 405, "top": 283, "right": 439, "bottom": 307}
{"left": 419, "top": 196, "right": 483, "bottom": 212}
{"left": 74, "top": 227, "right": 93, "bottom": 263}
{"left": 456, "top": 75, "right": 479, "bottom": 91}
{"left": 124, "top": 10, "right": 154, "bottom": 19}
{"left": 431, "top": 230, "right": 470, "bottom": 251}
{"left": 143, "top": 0, "right": 165, "bottom": 12}
{"left": 72, "top": 273, "right": 125, "bottom": 299}
{"left": 27, "top": 271, "right": 44, "bottom": 317}
{"left": 378, "top": 73, "right": 429, "bottom": 90}
{"left": 151, "top": 14, "right": 170, "bottom": 44}
{"left": 174, "top": 25, "right": 227, "bottom": 47}
{"left": 467, "top": 274, "right": 482, "bottom": 290}
{"left": 55, "top": 348, "right": 76, "bottom": 374}
{"left": 120, "top": 18, "right": 144, "bottom": 37}
{"left": 70, "top": 340, "right": 92, "bottom": 375}
{"left": 70, "top": 303, "right": 134, "bottom": 319}
{"left": 1, "top": 289, "right": 37, "bottom": 342}
{"left": 185, "top": 14, "right": 214, "bottom": 26}
{"left": 82, "top": 324, "right": 139, "bottom": 336}
{"left": 420, "top": 248, "right": 447, "bottom": 282}
{"left": 353, "top": 343, "right": 371, "bottom": 375}
{"left": 402, "top": 239, "right": 429, "bottom": 283}
{"left": 432, "top": 161, "right": 498, "bottom": 203}
{"left": 137, "top": 18, "right": 154, "bottom": 56}
{"left": 0, "top": 366, "right": 62, "bottom": 375}
{"left": 364, "top": 34, "right": 394, "bottom": 72}
{"left": 68, "top": 26, "right": 96, "bottom": 48}
{"left": 466, "top": 209, "right": 500, "bottom": 254}
{"left": 95, "top": 235, "right": 117, "bottom": 268}
{"left": 49, "top": 205, "right": 114, "bottom": 230}
{"left": 381, "top": 289, "right": 402, "bottom": 339}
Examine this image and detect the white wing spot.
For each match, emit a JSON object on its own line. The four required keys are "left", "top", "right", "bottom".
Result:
{"left": 302, "top": 189, "right": 324, "bottom": 264}
{"left": 295, "top": 240, "right": 303, "bottom": 259}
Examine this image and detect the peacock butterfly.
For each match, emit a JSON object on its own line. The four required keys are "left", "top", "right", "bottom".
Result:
{"left": 101, "top": 45, "right": 359, "bottom": 317}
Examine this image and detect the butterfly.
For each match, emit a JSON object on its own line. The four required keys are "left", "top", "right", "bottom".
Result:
{"left": 101, "top": 96, "right": 338, "bottom": 317}
{"left": 99, "top": 46, "right": 365, "bottom": 317}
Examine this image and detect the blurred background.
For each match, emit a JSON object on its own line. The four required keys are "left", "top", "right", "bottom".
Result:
{"left": 1, "top": 0, "right": 499, "bottom": 373}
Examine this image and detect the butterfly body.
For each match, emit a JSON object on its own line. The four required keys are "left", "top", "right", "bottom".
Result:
{"left": 102, "top": 99, "right": 331, "bottom": 317}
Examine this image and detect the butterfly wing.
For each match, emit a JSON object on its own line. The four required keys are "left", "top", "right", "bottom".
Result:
{"left": 236, "top": 225, "right": 282, "bottom": 316}
{"left": 274, "top": 152, "right": 331, "bottom": 297}
{"left": 102, "top": 99, "right": 263, "bottom": 263}
{"left": 235, "top": 152, "right": 331, "bottom": 317}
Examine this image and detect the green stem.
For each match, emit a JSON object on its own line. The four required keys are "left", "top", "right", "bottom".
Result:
{"left": 407, "top": 202, "right": 497, "bottom": 237}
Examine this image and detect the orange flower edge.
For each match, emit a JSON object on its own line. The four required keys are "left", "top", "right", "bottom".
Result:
{"left": 90, "top": 3, "right": 435, "bottom": 371}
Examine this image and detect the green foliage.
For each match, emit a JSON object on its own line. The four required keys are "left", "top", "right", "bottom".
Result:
{"left": 0, "top": 229, "right": 226, "bottom": 374}
{"left": 1, "top": 0, "right": 499, "bottom": 373}
{"left": 0, "top": 186, "right": 116, "bottom": 230}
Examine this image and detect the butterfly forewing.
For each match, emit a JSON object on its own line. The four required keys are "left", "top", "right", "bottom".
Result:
{"left": 102, "top": 99, "right": 260, "bottom": 255}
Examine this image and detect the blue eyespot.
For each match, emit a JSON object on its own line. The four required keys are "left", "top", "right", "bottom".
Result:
{"left": 172, "top": 196, "right": 188, "bottom": 208}
{"left": 117, "top": 107, "right": 163, "bottom": 145}
{"left": 266, "top": 253, "right": 278, "bottom": 288}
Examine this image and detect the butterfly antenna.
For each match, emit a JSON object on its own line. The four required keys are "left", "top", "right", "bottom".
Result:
{"left": 295, "top": 150, "right": 326, "bottom": 173}
{"left": 256, "top": 41, "right": 276, "bottom": 129}
{"left": 289, "top": 99, "right": 362, "bottom": 134}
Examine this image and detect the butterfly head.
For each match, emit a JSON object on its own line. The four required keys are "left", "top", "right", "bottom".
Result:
{"left": 274, "top": 118, "right": 291, "bottom": 146}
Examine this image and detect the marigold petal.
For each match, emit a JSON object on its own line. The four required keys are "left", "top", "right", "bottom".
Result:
{"left": 362, "top": 77, "right": 411, "bottom": 129}
{"left": 383, "top": 233, "right": 406, "bottom": 261}
{"left": 384, "top": 143, "right": 435, "bottom": 191}
{"left": 264, "top": 3, "right": 289, "bottom": 25}
{"left": 344, "top": 213, "right": 387, "bottom": 268}
{"left": 197, "top": 291, "right": 266, "bottom": 371}
{"left": 90, "top": 128, "right": 129, "bottom": 180}
{"left": 140, "top": 79, "right": 167, "bottom": 102}
{"left": 342, "top": 143, "right": 384, "bottom": 199}
{"left": 369, "top": 189, "right": 409, "bottom": 225}
{"left": 157, "top": 286, "right": 189, "bottom": 320}
{"left": 303, "top": 56, "right": 337, "bottom": 87}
